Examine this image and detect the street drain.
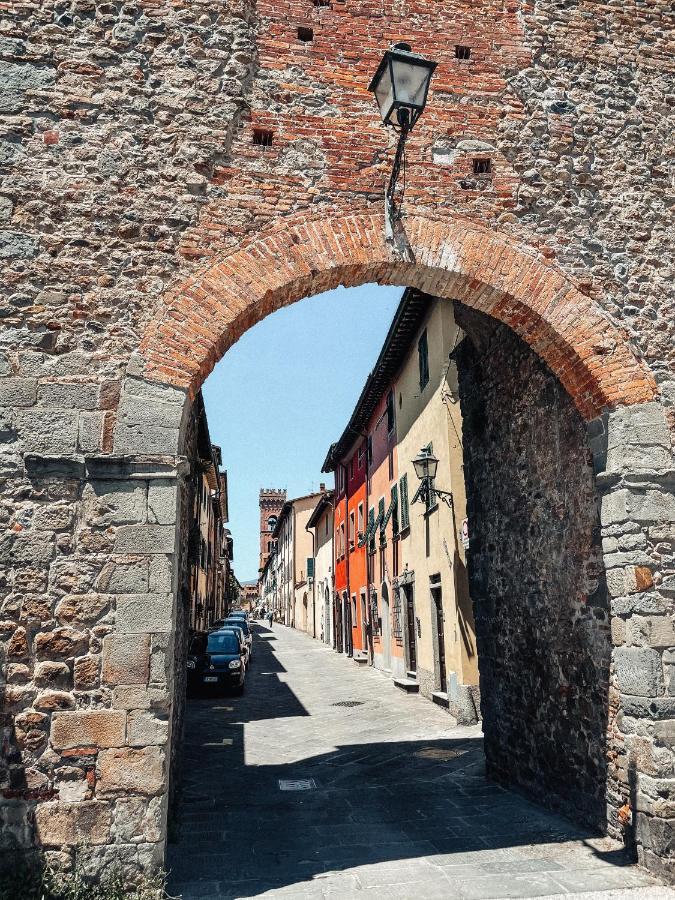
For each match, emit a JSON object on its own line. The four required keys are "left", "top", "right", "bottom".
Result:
{"left": 414, "top": 747, "right": 466, "bottom": 761}
{"left": 332, "top": 700, "right": 364, "bottom": 708}
{"left": 279, "top": 779, "right": 317, "bottom": 791}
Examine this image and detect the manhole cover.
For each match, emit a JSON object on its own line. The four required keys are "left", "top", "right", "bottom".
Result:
{"left": 332, "top": 700, "right": 364, "bottom": 708}
{"left": 414, "top": 747, "right": 466, "bottom": 761}
{"left": 279, "top": 779, "right": 316, "bottom": 791}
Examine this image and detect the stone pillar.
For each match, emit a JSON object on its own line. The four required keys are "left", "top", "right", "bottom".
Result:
{"left": 590, "top": 401, "right": 675, "bottom": 880}
{"left": 1, "top": 372, "right": 190, "bottom": 881}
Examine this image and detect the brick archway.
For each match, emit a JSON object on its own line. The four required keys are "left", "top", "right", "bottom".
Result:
{"left": 138, "top": 212, "right": 656, "bottom": 421}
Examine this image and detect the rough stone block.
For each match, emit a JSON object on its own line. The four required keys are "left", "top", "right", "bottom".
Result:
{"left": 147, "top": 481, "right": 178, "bottom": 525}
{"left": 0, "top": 377, "right": 37, "bottom": 407}
{"left": 98, "top": 559, "right": 149, "bottom": 594}
{"left": 37, "top": 382, "right": 100, "bottom": 410}
{"left": 127, "top": 710, "right": 169, "bottom": 746}
{"left": 35, "top": 627, "right": 89, "bottom": 660}
{"left": 32, "top": 503, "right": 74, "bottom": 531}
{"left": 55, "top": 593, "right": 111, "bottom": 628}
{"left": 654, "top": 721, "right": 675, "bottom": 748}
{"left": 606, "top": 402, "right": 672, "bottom": 449}
{"left": 78, "top": 412, "right": 104, "bottom": 453}
{"left": 83, "top": 481, "right": 146, "bottom": 527}
{"left": 601, "top": 490, "right": 628, "bottom": 526}
{"left": 97, "top": 746, "right": 166, "bottom": 797}
{"left": 115, "top": 594, "right": 173, "bottom": 634}
{"left": 73, "top": 654, "right": 100, "bottom": 689}
{"left": 117, "top": 391, "right": 184, "bottom": 429}
{"left": 607, "top": 444, "right": 673, "bottom": 472}
{"left": 102, "top": 634, "right": 150, "bottom": 685}
{"left": 628, "top": 616, "right": 675, "bottom": 650}
{"left": 34, "top": 661, "right": 71, "bottom": 688}
{"left": 10, "top": 531, "right": 54, "bottom": 566}
{"left": 614, "top": 647, "right": 664, "bottom": 697}
{"left": 113, "top": 795, "right": 164, "bottom": 843}
{"left": 114, "top": 525, "right": 175, "bottom": 554}
{"left": 35, "top": 690, "right": 75, "bottom": 711}
{"left": 113, "top": 423, "right": 180, "bottom": 456}
{"left": 50, "top": 710, "right": 126, "bottom": 750}
{"left": 17, "top": 409, "right": 79, "bottom": 454}
{"left": 612, "top": 592, "right": 669, "bottom": 617}
{"left": 34, "top": 801, "right": 111, "bottom": 847}
{"left": 629, "top": 491, "right": 675, "bottom": 525}
{"left": 112, "top": 685, "right": 170, "bottom": 710}
{"left": 149, "top": 555, "right": 173, "bottom": 593}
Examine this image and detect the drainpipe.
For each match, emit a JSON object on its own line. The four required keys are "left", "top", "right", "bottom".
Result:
{"left": 305, "top": 510, "right": 316, "bottom": 639}
{"left": 292, "top": 504, "right": 297, "bottom": 629}
{"left": 343, "top": 460, "right": 352, "bottom": 657}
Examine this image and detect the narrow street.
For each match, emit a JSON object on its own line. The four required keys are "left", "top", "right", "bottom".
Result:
{"left": 168, "top": 626, "right": 666, "bottom": 900}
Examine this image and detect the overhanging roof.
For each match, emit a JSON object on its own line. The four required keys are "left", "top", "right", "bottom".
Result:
{"left": 307, "top": 491, "right": 335, "bottom": 530}
{"left": 322, "top": 288, "right": 431, "bottom": 472}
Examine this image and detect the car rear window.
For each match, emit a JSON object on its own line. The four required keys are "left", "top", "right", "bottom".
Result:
{"left": 207, "top": 633, "right": 239, "bottom": 654}
{"left": 224, "top": 619, "right": 249, "bottom": 635}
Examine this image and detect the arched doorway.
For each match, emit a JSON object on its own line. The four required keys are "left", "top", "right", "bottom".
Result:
{"left": 380, "top": 582, "right": 392, "bottom": 672}
{"left": 115, "top": 213, "right": 668, "bottom": 875}
{"left": 5, "top": 213, "right": 670, "bottom": 885}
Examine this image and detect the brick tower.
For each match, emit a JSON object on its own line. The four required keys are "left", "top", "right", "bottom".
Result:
{"left": 259, "top": 488, "right": 286, "bottom": 573}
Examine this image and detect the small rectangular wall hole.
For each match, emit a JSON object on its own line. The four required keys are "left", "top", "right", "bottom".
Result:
{"left": 313, "top": 0, "right": 331, "bottom": 6}
{"left": 297, "top": 26, "right": 314, "bottom": 41}
{"left": 455, "top": 45, "right": 471, "bottom": 60}
{"left": 253, "top": 128, "right": 273, "bottom": 148}
{"left": 473, "top": 158, "right": 491, "bottom": 175}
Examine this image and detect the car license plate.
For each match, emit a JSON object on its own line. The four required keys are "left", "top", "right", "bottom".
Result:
{"left": 203, "top": 676, "right": 218, "bottom": 683}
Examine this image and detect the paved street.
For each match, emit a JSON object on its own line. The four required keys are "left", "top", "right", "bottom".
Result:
{"left": 168, "top": 625, "right": 671, "bottom": 900}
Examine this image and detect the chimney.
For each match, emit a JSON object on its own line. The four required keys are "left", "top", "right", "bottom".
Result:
{"left": 320, "top": 482, "right": 326, "bottom": 492}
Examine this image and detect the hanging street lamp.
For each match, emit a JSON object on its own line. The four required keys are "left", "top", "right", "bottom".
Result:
{"left": 368, "top": 43, "right": 438, "bottom": 244}
{"left": 411, "top": 445, "right": 453, "bottom": 509}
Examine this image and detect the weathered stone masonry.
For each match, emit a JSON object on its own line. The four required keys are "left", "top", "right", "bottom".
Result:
{"left": 0, "top": 0, "right": 673, "bottom": 884}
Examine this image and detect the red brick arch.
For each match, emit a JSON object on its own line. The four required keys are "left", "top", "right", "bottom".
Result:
{"left": 139, "top": 213, "right": 656, "bottom": 420}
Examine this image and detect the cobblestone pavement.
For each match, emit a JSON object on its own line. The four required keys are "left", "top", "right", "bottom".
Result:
{"left": 168, "top": 625, "right": 672, "bottom": 900}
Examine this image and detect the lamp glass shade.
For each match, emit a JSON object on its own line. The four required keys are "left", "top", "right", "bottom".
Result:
{"left": 368, "top": 44, "right": 438, "bottom": 130}
{"left": 412, "top": 449, "right": 439, "bottom": 481}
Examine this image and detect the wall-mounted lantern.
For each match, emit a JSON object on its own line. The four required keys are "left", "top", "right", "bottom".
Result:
{"left": 368, "top": 43, "right": 437, "bottom": 244}
{"left": 411, "top": 445, "right": 453, "bottom": 508}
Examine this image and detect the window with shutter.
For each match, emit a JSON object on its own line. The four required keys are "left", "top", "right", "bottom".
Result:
{"left": 418, "top": 329, "right": 429, "bottom": 391}
{"left": 391, "top": 483, "right": 399, "bottom": 534}
{"left": 368, "top": 507, "right": 375, "bottom": 553}
{"left": 400, "top": 473, "right": 409, "bottom": 530}
{"left": 378, "top": 497, "right": 386, "bottom": 546}
{"left": 307, "top": 557, "right": 314, "bottom": 579}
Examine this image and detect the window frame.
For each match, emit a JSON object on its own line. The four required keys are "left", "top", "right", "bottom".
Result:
{"left": 418, "top": 329, "right": 429, "bottom": 391}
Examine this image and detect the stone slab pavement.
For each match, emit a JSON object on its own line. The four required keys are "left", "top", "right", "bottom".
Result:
{"left": 168, "top": 624, "right": 673, "bottom": 900}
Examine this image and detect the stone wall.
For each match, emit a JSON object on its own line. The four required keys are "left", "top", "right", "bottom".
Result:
{"left": 455, "top": 305, "right": 612, "bottom": 832}
{"left": 0, "top": 447, "right": 185, "bottom": 879}
{"left": 456, "top": 304, "right": 675, "bottom": 878}
{"left": 0, "top": 0, "right": 673, "bottom": 886}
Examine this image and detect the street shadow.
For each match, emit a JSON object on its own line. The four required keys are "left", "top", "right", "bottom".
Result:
{"left": 168, "top": 726, "right": 637, "bottom": 898}
{"left": 168, "top": 629, "right": 636, "bottom": 899}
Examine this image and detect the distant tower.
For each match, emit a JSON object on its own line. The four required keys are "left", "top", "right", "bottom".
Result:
{"left": 259, "top": 488, "right": 286, "bottom": 573}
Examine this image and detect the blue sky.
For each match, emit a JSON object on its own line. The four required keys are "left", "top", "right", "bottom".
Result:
{"left": 202, "top": 284, "right": 404, "bottom": 583}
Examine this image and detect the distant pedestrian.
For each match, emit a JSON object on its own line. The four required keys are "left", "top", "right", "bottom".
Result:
{"left": 267, "top": 611, "right": 273, "bottom": 628}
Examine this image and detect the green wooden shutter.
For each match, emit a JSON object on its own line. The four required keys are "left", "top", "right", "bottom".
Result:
{"left": 399, "top": 473, "right": 409, "bottom": 530}
{"left": 378, "top": 497, "right": 385, "bottom": 546}
{"left": 368, "top": 507, "right": 375, "bottom": 553}
{"left": 391, "top": 483, "right": 399, "bottom": 534}
{"left": 307, "top": 557, "right": 314, "bottom": 579}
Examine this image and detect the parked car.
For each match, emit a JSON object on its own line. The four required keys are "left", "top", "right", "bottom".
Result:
{"left": 218, "top": 623, "right": 250, "bottom": 665}
{"left": 186, "top": 630, "right": 246, "bottom": 693}
{"left": 222, "top": 617, "right": 253, "bottom": 660}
